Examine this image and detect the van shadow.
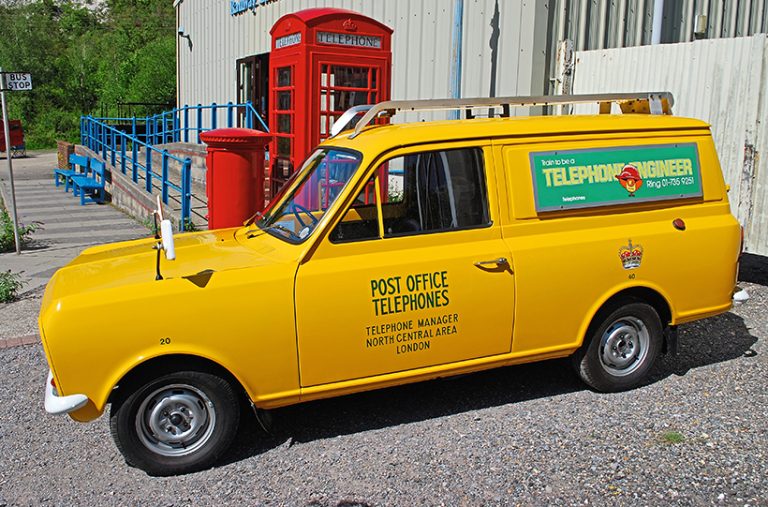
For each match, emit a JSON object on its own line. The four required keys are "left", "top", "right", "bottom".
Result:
{"left": 739, "top": 253, "right": 768, "bottom": 286}
{"left": 220, "top": 310, "right": 758, "bottom": 467}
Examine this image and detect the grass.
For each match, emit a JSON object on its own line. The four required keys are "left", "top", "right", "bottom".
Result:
{"left": 139, "top": 213, "right": 156, "bottom": 232}
{"left": 661, "top": 431, "right": 685, "bottom": 444}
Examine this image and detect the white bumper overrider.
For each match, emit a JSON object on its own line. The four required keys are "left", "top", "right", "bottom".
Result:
{"left": 44, "top": 371, "right": 89, "bottom": 415}
{"left": 733, "top": 288, "right": 750, "bottom": 304}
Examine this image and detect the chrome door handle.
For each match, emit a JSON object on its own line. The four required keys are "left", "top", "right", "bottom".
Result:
{"left": 474, "top": 257, "right": 509, "bottom": 267}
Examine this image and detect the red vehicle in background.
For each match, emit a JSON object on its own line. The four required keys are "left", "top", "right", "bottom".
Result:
{"left": 0, "top": 119, "right": 26, "bottom": 158}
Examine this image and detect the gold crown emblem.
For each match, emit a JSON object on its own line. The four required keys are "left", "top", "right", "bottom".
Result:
{"left": 619, "top": 240, "right": 643, "bottom": 269}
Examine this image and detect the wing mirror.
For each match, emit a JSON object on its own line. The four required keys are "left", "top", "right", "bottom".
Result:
{"left": 153, "top": 197, "right": 175, "bottom": 280}
{"left": 160, "top": 218, "right": 175, "bottom": 261}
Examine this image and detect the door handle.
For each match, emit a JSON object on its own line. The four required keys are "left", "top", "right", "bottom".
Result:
{"left": 474, "top": 257, "right": 509, "bottom": 267}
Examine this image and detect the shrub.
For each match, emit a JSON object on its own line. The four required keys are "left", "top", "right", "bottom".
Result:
{"left": 0, "top": 271, "right": 24, "bottom": 303}
{"left": 1, "top": 206, "right": 41, "bottom": 252}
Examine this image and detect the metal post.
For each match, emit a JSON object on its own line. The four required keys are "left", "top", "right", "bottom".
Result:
{"left": 227, "top": 102, "right": 234, "bottom": 127}
{"left": 211, "top": 103, "right": 218, "bottom": 130}
{"left": 111, "top": 129, "right": 116, "bottom": 166}
{"left": 101, "top": 123, "right": 107, "bottom": 159}
{"left": 181, "top": 158, "right": 192, "bottom": 232}
{"left": 146, "top": 145, "right": 153, "bottom": 192}
{"left": 196, "top": 105, "right": 202, "bottom": 143}
{"left": 184, "top": 106, "right": 190, "bottom": 143}
{"left": 173, "top": 110, "right": 180, "bottom": 143}
{"left": 132, "top": 140, "right": 138, "bottom": 183}
{"left": 161, "top": 150, "right": 169, "bottom": 204}
{"left": 120, "top": 134, "right": 126, "bottom": 174}
{"left": 0, "top": 72, "right": 21, "bottom": 254}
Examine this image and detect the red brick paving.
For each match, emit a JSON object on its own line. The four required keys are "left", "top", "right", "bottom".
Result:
{"left": 0, "top": 334, "right": 40, "bottom": 349}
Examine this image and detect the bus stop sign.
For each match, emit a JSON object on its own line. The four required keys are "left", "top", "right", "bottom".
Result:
{"left": 0, "top": 72, "right": 33, "bottom": 91}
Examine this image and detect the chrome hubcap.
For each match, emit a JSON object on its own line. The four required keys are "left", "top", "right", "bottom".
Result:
{"left": 599, "top": 317, "right": 649, "bottom": 377}
{"left": 136, "top": 384, "right": 216, "bottom": 457}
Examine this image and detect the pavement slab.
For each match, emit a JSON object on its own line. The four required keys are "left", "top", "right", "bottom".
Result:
{"left": 0, "top": 150, "right": 148, "bottom": 296}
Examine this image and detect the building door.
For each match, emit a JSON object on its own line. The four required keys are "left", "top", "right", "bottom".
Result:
{"left": 236, "top": 53, "right": 269, "bottom": 128}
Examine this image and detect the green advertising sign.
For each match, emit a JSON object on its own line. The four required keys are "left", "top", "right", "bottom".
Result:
{"left": 530, "top": 143, "right": 702, "bottom": 211}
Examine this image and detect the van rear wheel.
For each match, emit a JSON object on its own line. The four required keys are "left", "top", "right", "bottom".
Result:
{"left": 573, "top": 302, "right": 662, "bottom": 392}
{"left": 109, "top": 370, "right": 240, "bottom": 476}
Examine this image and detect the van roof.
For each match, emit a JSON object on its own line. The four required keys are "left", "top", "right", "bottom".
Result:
{"left": 325, "top": 114, "right": 711, "bottom": 153}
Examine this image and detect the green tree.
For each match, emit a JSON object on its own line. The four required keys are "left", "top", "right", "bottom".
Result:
{"left": 0, "top": 0, "right": 176, "bottom": 148}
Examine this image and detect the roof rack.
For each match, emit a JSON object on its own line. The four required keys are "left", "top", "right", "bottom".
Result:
{"left": 331, "top": 92, "right": 674, "bottom": 139}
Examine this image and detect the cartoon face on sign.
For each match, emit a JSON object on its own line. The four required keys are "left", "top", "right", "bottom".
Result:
{"left": 615, "top": 164, "right": 643, "bottom": 196}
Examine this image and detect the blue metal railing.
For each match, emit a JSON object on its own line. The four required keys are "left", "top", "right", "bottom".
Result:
{"left": 89, "top": 101, "right": 269, "bottom": 146}
{"left": 80, "top": 115, "right": 194, "bottom": 231}
{"left": 80, "top": 102, "right": 270, "bottom": 232}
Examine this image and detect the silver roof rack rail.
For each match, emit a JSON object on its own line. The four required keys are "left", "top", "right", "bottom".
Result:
{"left": 334, "top": 92, "right": 674, "bottom": 139}
{"left": 330, "top": 105, "right": 373, "bottom": 138}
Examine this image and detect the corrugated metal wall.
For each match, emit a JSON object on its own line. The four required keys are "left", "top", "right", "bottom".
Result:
{"left": 177, "top": 0, "right": 547, "bottom": 124}
{"left": 544, "top": 0, "right": 768, "bottom": 94}
{"left": 547, "top": 0, "right": 768, "bottom": 50}
{"left": 571, "top": 34, "right": 768, "bottom": 255}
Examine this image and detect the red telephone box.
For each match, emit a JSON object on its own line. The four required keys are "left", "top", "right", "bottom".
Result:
{"left": 268, "top": 8, "right": 392, "bottom": 196}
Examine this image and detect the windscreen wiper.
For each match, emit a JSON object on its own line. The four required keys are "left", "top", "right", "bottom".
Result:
{"left": 265, "top": 223, "right": 300, "bottom": 240}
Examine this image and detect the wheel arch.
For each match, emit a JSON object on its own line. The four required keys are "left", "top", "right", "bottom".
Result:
{"left": 107, "top": 354, "right": 251, "bottom": 411}
{"left": 578, "top": 285, "right": 673, "bottom": 351}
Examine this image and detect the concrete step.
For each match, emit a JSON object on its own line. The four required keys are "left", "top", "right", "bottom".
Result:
{"left": 140, "top": 142, "right": 208, "bottom": 185}
{"left": 80, "top": 145, "right": 209, "bottom": 231}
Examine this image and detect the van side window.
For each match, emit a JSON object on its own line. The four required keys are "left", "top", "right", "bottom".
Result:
{"left": 329, "top": 147, "right": 490, "bottom": 243}
{"left": 383, "top": 147, "right": 490, "bottom": 237}
{"left": 329, "top": 174, "right": 380, "bottom": 242}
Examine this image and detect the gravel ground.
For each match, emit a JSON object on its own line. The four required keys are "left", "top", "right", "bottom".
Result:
{"left": 0, "top": 258, "right": 766, "bottom": 506}
{"left": 0, "top": 288, "right": 42, "bottom": 340}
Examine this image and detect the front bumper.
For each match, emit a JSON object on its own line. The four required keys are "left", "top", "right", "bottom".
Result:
{"left": 44, "top": 371, "right": 89, "bottom": 415}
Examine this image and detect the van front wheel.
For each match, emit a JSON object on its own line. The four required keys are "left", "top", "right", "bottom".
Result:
{"left": 109, "top": 371, "right": 240, "bottom": 476}
{"left": 573, "top": 302, "right": 662, "bottom": 392}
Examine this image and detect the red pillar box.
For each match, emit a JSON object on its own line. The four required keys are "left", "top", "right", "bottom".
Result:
{"left": 200, "top": 128, "right": 272, "bottom": 230}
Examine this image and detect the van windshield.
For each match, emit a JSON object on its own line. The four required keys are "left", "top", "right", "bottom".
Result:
{"left": 256, "top": 148, "right": 363, "bottom": 242}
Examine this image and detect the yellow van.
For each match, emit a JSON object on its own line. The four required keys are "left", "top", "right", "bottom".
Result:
{"left": 40, "top": 93, "right": 742, "bottom": 475}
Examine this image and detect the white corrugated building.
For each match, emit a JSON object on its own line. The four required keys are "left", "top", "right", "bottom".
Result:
{"left": 175, "top": 0, "right": 767, "bottom": 118}
{"left": 175, "top": 0, "right": 768, "bottom": 253}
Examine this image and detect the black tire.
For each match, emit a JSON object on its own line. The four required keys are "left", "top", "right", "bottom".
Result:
{"left": 572, "top": 302, "right": 662, "bottom": 392}
{"left": 109, "top": 370, "right": 240, "bottom": 476}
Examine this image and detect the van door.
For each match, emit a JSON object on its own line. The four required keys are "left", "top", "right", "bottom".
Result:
{"left": 294, "top": 144, "right": 515, "bottom": 387}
